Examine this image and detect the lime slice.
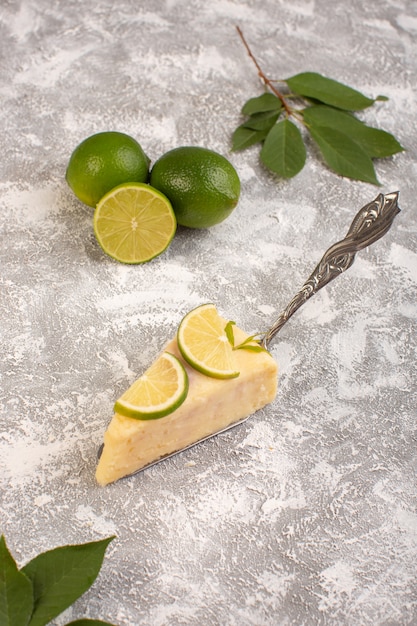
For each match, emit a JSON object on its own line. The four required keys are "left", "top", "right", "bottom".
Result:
{"left": 177, "top": 303, "right": 240, "bottom": 379}
{"left": 93, "top": 183, "right": 176, "bottom": 264}
{"left": 114, "top": 352, "right": 188, "bottom": 420}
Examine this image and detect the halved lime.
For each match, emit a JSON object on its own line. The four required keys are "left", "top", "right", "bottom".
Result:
{"left": 93, "top": 183, "right": 176, "bottom": 264}
{"left": 177, "top": 303, "right": 240, "bottom": 379}
{"left": 114, "top": 352, "right": 188, "bottom": 420}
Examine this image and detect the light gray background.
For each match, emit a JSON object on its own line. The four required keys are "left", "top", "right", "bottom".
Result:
{"left": 1, "top": 1, "right": 416, "bottom": 624}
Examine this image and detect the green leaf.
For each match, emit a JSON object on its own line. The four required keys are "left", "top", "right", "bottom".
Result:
{"left": 242, "top": 93, "right": 282, "bottom": 115}
{"left": 224, "top": 321, "right": 236, "bottom": 347}
{"left": 224, "top": 324, "right": 267, "bottom": 353}
{"left": 308, "top": 124, "right": 380, "bottom": 185}
{"left": 0, "top": 536, "right": 34, "bottom": 626}
{"left": 260, "top": 119, "right": 306, "bottom": 178}
{"left": 231, "top": 125, "right": 269, "bottom": 151}
{"left": 235, "top": 344, "right": 267, "bottom": 353}
{"left": 243, "top": 110, "right": 281, "bottom": 131}
{"left": 22, "top": 537, "right": 115, "bottom": 626}
{"left": 233, "top": 334, "right": 258, "bottom": 348}
{"left": 286, "top": 72, "right": 375, "bottom": 111}
{"left": 231, "top": 333, "right": 267, "bottom": 353}
{"left": 67, "top": 619, "right": 114, "bottom": 626}
{"left": 358, "top": 126, "right": 405, "bottom": 158}
{"left": 302, "top": 105, "right": 404, "bottom": 157}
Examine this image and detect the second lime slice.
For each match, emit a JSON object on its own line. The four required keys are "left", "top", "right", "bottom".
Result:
{"left": 93, "top": 183, "right": 176, "bottom": 264}
{"left": 177, "top": 303, "right": 240, "bottom": 379}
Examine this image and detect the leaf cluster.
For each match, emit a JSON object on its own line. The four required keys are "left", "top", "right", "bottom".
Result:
{"left": 224, "top": 321, "right": 267, "bottom": 353}
{"left": 232, "top": 72, "right": 404, "bottom": 184}
{"left": 0, "top": 535, "right": 116, "bottom": 626}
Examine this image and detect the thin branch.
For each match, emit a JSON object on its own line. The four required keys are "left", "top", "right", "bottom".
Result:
{"left": 236, "top": 26, "right": 292, "bottom": 116}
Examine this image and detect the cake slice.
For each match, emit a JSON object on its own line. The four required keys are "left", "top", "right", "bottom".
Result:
{"left": 96, "top": 310, "right": 278, "bottom": 486}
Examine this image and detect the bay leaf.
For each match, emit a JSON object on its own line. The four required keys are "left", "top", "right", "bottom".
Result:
{"left": 303, "top": 105, "right": 404, "bottom": 157}
{"left": 231, "top": 125, "right": 269, "bottom": 151}
{"left": 243, "top": 110, "right": 280, "bottom": 131}
{"left": 286, "top": 72, "right": 375, "bottom": 110}
{"left": 242, "top": 93, "right": 282, "bottom": 115}
{"left": 260, "top": 119, "right": 306, "bottom": 178}
{"left": 0, "top": 536, "right": 34, "bottom": 626}
{"left": 308, "top": 124, "right": 380, "bottom": 184}
{"left": 22, "top": 537, "right": 115, "bottom": 626}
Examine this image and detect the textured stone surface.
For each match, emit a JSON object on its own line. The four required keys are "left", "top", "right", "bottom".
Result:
{"left": 1, "top": 1, "right": 416, "bottom": 624}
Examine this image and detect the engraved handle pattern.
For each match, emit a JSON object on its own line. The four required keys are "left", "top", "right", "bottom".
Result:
{"left": 262, "top": 192, "right": 401, "bottom": 348}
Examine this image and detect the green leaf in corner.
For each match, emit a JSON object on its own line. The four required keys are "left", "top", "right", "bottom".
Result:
{"left": 260, "top": 119, "right": 306, "bottom": 178}
{"left": 22, "top": 537, "right": 115, "bottom": 626}
{"left": 0, "top": 535, "right": 34, "bottom": 626}
{"left": 231, "top": 125, "right": 269, "bottom": 151}
{"left": 307, "top": 124, "right": 380, "bottom": 185}
{"left": 242, "top": 93, "right": 282, "bottom": 115}
{"left": 302, "top": 105, "right": 404, "bottom": 157}
{"left": 286, "top": 72, "right": 375, "bottom": 111}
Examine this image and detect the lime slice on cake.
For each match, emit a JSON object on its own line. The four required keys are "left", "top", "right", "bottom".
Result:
{"left": 177, "top": 303, "right": 240, "bottom": 379}
{"left": 93, "top": 182, "right": 176, "bottom": 264}
{"left": 114, "top": 352, "right": 188, "bottom": 420}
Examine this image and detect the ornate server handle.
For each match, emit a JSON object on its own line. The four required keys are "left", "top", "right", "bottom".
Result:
{"left": 262, "top": 191, "right": 401, "bottom": 348}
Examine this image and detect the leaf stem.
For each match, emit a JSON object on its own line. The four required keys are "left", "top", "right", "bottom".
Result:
{"left": 236, "top": 26, "right": 292, "bottom": 116}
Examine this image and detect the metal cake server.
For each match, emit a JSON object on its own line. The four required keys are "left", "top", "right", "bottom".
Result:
{"left": 98, "top": 191, "right": 401, "bottom": 474}
{"left": 261, "top": 190, "right": 401, "bottom": 348}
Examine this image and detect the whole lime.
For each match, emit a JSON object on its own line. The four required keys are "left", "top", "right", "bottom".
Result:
{"left": 66, "top": 131, "right": 150, "bottom": 207}
{"left": 149, "top": 146, "right": 240, "bottom": 228}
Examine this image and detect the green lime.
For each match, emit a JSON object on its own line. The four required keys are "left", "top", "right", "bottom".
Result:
{"left": 66, "top": 131, "right": 150, "bottom": 207}
{"left": 149, "top": 146, "right": 240, "bottom": 228}
{"left": 93, "top": 183, "right": 176, "bottom": 264}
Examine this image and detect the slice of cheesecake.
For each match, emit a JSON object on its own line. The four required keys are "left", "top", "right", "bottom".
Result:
{"left": 95, "top": 318, "right": 278, "bottom": 485}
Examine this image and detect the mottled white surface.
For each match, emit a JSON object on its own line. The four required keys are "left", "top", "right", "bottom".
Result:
{"left": 1, "top": 0, "right": 416, "bottom": 624}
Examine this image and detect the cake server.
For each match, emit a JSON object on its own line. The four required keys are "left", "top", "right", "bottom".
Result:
{"left": 97, "top": 191, "right": 400, "bottom": 473}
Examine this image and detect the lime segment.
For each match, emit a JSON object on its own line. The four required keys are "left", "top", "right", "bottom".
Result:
{"left": 93, "top": 183, "right": 176, "bottom": 264}
{"left": 114, "top": 352, "right": 188, "bottom": 420}
{"left": 177, "top": 303, "right": 240, "bottom": 379}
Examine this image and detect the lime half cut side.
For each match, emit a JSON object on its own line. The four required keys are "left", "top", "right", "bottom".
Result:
{"left": 177, "top": 303, "right": 240, "bottom": 379}
{"left": 114, "top": 352, "right": 189, "bottom": 420}
{"left": 93, "top": 183, "right": 177, "bottom": 264}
